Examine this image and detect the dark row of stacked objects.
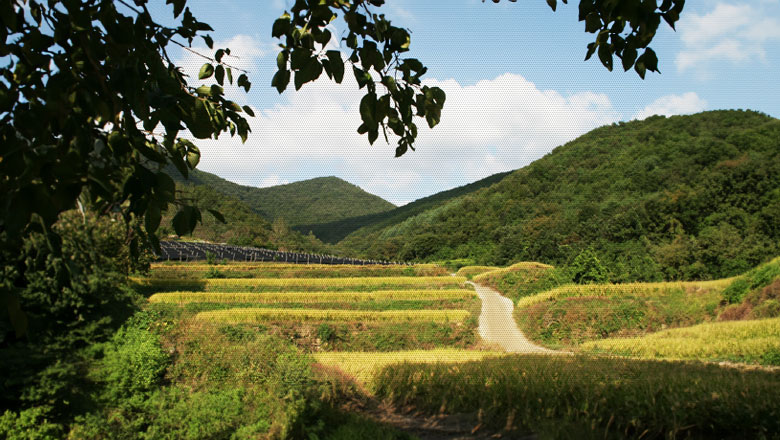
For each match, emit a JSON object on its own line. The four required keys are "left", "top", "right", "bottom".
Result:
{"left": 157, "top": 241, "right": 403, "bottom": 266}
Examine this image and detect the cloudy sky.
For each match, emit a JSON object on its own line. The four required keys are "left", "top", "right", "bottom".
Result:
{"left": 149, "top": 0, "right": 780, "bottom": 206}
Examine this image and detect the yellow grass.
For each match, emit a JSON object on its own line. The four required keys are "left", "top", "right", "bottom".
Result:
{"left": 515, "top": 279, "right": 734, "bottom": 309}
{"left": 148, "top": 289, "right": 476, "bottom": 304}
{"left": 456, "top": 266, "right": 501, "bottom": 277}
{"left": 132, "top": 276, "right": 468, "bottom": 291}
{"left": 472, "top": 261, "right": 554, "bottom": 283}
{"left": 314, "top": 349, "right": 507, "bottom": 386}
{"left": 194, "top": 308, "right": 470, "bottom": 324}
{"left": 582, "top": 317, "right": 780, "bottom": 362}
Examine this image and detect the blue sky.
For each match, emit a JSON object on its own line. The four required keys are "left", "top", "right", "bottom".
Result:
{"left": 152, "top": 0, "right": 780, "bottom": 205}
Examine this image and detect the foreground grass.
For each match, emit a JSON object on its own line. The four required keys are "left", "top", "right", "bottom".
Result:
{"left": 582, "top": 317, "right": 780, "bottom": 366}
{"left": 132, "top": 276, "right": 467, "bottom": 294}
{"left": 315, "top": 349, "right": 507, "bottom": 387}
{"left": 373, "top": 354, "right": 780, "bottom": 439}
{"left": 195, "top": 308, "right": 470, "bottom": 324}
{"left": 148, "top": 289, "right": 475, "bottom": 304}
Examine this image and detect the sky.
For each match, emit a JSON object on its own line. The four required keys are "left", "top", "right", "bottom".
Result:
{"left": 148, "top": 0, "right": 780, "bottom": 206}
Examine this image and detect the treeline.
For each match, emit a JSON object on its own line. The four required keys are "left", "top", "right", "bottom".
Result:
{"left": 338, "top": 110, "right": 780, "bottom": 282}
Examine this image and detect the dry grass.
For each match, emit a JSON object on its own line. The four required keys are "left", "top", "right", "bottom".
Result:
{"left": 314, "top": 349, "right": 507, "bottom": 387}
{"left": 582, "top": 317, "right": 780, "bottom": 365}
{"left": 516, "top": 279, "right": 733, "bottom": 309}
{"left": 148, "top": 289, "right": 476, "bottom": 304}
{"left": 194, "top": 308, "right": 471, "bottom": 324}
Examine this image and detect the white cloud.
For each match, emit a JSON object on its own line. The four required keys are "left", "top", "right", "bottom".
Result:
{"left": 174, "top": 34, "right": 272, "bottom": 104}
{"left": 258, "top": 175, "right": 289, "bottom": 188}
{"left": 676, "top": 3, "right": 780, "bottom": 72}
{"left": 633, "top": 92, "right": 708, "bottom": 120}
{"left": 190, "top": 72, "right": 620, "bottom": 205}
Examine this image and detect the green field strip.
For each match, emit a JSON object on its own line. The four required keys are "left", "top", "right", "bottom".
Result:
{"left": 516, "top": 279, "right": 733, "bottom": 309}
{"left": 582, "top": 317, "right": 780, "bottom": 363}
{"left": 132, "top": 276, "right": 468, "bottom": 292}
{"left": 194, "top": 308, "right": 470, "bottom": 324}
{"left": 148, "top": 289, "right": 475, "bottom": 304}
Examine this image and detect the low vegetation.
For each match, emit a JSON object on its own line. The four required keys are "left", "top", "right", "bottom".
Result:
{"left": 149, "top": 262, "right": 448, "bottom": 279}
{"left": 148, "top": 289, "right": 475, "bottom": 304}
{"left": 315, "top": 349, "right": 507, "bottom": 387}
{"left": 133, "top": 276, "right": 467, "bottom": 294}
{"left": 373, "top": 355, "right": 780, "bottom": 439}
{"left": 455, "top": 265, "right": 500, "bottom": 278}
{"left": 195, "top": 308, "right": 471, "bottom": 324}
{"left": 583, "top": 317, "right": 780, "bottom": 366}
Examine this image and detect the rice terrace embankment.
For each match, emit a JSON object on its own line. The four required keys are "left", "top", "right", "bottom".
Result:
{"left": 112, "top": 251, "right": 780, "bottom": 438}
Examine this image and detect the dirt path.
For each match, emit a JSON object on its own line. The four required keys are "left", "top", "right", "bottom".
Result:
{"left": 469, "top": 281, "right": 554, "bottom": 353}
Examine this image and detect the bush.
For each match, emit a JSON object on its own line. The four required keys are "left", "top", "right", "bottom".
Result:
{"left": 570, "top": 249, "right": 610, "bottom": 284}
{"left": 752, "top": 299, "right": 780, "bottom": 319}
{"left": 0, "top": 407, "right": 62, "bottom": 440}
{"left": 97, "top": 314, "right": 169, "bottom": 400}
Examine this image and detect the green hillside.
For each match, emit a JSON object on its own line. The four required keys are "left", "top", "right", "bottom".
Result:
{"left": 339, "top": 110, "right": 780, "bottom": 282}
{"left": 298, "top": 170, "right": 512, "bottom": 243}
{"left": 159, "top": 184, "right": 327, "bottom": 253}
{"left": 168, "top": 167, "right": 396, "bottom": 226}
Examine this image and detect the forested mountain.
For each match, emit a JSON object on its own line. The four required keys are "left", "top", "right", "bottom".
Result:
{"left": 168, "top": 167, "right": 396, "bottom": 226}
{"left": 297, "top": 171, "right": 512, "bottom": 243}
{"left": 338, "top": 110, "right": 780, "bottom": 282}
{"left": 160, "top": 184, "right": 328, "bottom": 253}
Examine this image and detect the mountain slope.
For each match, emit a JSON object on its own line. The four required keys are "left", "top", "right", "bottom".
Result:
{"left": 297, "top": 170, "right": 512, "bottom": 243}
{"left": 339, "top": 110, "right": 780, "bottom": 282}
{"left": 168, "top": 168, "right": 396, "bottom": 226}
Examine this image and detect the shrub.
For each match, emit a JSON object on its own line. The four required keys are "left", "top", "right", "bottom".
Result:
{"left": 751, "top": 299, "right": 780, "bottom": 319}
{"left": 0, "top": 407, "right": 62, "bottom": 440}
{"left": 97, "top": 315, "right": 169, "bottom": 400}
{"left": 570, "top": 249, "right": 610, "bottom": 284}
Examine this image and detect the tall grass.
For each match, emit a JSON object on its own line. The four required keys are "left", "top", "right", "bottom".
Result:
{"left": 132, "top": 276, "right": 468, "bottom": 293}
{"left": 314, "top": 349, "right": 506, "bottom": 386}
{"left": 148, "top": 289, "right": 475, "bottom": 304}
{"left": 515, "top": 279, "right": 732, "bottom": 309}
{"left": 373, "top": 354, "right": 780, "bottom": 438}
{"left": 195, "top": 308, "right": 470, "bottom": 324}
{"left": 149, "top": 263, "right": 448, "bottom": 278}
{"left": 583, "top": 317, "right": 780, "bottom": 365}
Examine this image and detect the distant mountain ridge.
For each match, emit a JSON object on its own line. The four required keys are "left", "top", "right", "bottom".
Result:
{"left": 336, "top": 110, "right": 780, "bottom": 282}
{"left": 168, "top": 167, "right": 396, "bottom": 226}
{"left": 296, "top": 170, "right": 512, "bottom": 243}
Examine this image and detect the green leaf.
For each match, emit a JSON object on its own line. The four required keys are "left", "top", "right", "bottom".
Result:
{"left": 326, "top": 50, "right": 344, "bottom": 83}
{"left": 546, "top": 0, "right": 557, "bottom": 12}
{"left": 208, "top": 209, "right": 226, "bottom": 224}
{"left": 202, "top": 34, "right": 213, "bottom": 49}
{"left": 237, "top": 74, "right": 251, "bottom": 92}
{"left": 242, "top": 105, "right": 255, "bottom": 117}
{"left": 272, "top": 16, "right": 291, "bottom": 38}
{"left": 172, "top": 206, "right": 201, "bottom": 236}
{"left": 226, "top": 67, "right": 233, "bottom": 84}
{"left": 215, "top": 65, "right": 224, "bottom": 85}
{"left": 353, "top": 66, "right": 372, "bottom": 89}
{"left": 186, "top": 149, "right": 200, "bottom": 169}
{"left": 585, "top": 12, "right": 601, "bottom": 33}
{"left": 271, "top": 69, "right": 290, "bottom": 94}
{"left": 198, "top": 63, "right": 214, "bottom": 80}
{"left": 359, "top": 92, "right": 377, "bottom": 126}
{"left": 597, "top": 43, "right": 613, "bottom": 71}
{"left": 145, "top": 203, "right": 162, "bottom": 233}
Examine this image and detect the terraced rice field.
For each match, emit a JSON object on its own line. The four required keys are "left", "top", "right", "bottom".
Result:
{"left": 142, "top": 261, "right": 491, "bottom": 386}
{"left": 582, "top": 317, "right": 780, "bottom": 365}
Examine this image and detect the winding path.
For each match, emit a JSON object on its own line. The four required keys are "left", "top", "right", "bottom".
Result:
{"left": 469, "top": 281, "right": 554, "bottom": 353}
